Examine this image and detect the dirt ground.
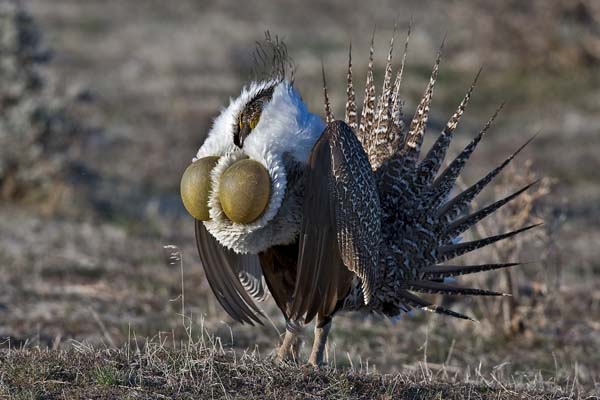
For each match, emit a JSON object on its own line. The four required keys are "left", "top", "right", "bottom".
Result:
{"left": 1, "top": 0, "right": 599, "bottom": 395}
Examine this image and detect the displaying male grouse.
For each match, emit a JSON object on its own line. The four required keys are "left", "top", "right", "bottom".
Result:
{"left": 180, "top": 31, "right": 538, "bottom": 366}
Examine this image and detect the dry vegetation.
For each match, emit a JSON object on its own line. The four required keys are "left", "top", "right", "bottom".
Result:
{"left": 1, "top": 0, "right": 599, "bottom": 398}
{"left": 0, "top": 327, "right": 585, "bottom": 399}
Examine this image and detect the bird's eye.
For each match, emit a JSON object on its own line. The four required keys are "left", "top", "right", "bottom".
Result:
{"left": 219, "top": 159, "right": 271, "bottom": 224}
{"left": 249, "top": 115, "right": 259, "bottom": 130}
{"left": 180, "top": 156, "right": 220, "bottom": 221}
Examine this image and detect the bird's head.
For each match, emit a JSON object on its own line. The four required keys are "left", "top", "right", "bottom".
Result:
{"left": 181, "top": 79, "right": 325, "bottom": 253}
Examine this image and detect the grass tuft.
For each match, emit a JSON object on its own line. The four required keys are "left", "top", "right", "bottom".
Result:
{"left": 0, "top": 332, "right": 591, "bottom": 400}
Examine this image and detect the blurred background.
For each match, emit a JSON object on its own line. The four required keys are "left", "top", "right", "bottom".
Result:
{"left": 1, "top": 0, "right": 599, "bottom": 389}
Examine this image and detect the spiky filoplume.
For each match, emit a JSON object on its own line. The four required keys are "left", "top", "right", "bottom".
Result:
{"left": 320, "top": 29, "right": 538, "bottom": 320}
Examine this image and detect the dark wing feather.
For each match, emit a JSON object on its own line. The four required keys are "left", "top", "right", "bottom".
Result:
{"left": 237, "top": 255, "right": 269, "bottom": 302}
{"left": 290, "top": 121, "right": 380, "bottom": 322}
{"left": 195, "top": 220, "right": 265, "bottom": 325}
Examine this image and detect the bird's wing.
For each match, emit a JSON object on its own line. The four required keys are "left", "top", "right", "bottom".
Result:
{"left": 290, "top": 120, "right": 381, "bottom": 323}
{"left": 195, "top": 220, "right": 265, "bottom": 325}
{"left": 237, "top": 255, "right": 269, "bottom": 302}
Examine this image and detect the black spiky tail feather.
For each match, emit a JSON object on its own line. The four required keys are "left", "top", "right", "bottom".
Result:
{"left": 332, "top": 29, "right": 540, "bottom": 320}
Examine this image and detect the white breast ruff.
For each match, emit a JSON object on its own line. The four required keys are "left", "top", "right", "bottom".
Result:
{"left": 194, "top": 80, "right": 325, "bottom": 253}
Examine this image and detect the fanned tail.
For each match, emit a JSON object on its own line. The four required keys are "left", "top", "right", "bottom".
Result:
{"left": 420, "top": 262, "right": 522, "bottom": 279}
{"left": 425, "top": 103, "right": 504, "bottom": 211}
{"left": 321, "top": 62, "right": 334, "bottom": 123}
{"left": 326, "top": 28, "right": 541, "bottom": 321}
{"left": 357, "top": 31, "right": 377, "bottom": 150}
{"left": 436, "top": 135, "right": 537, "bottom": 222}
{"left": 367, "top": 30, "right": 396, "bottom": 167}
{"left": 415, "top": 68, "right": 481, "bottom": 188}
{"left": 405, "top": 280, "right": 509, "bottom": 297}
{"left": 373, "top": 30, "right": 395, "bottom": 134}
{"left": 391, "top": 21, "right": 411, "bottom": 123}
{"left": 438, "top": 223, "right": 542, "bottom": 262}
{"left": 442, "top": 180, "right": 540, "bottom": 240}
{"left": 345, "top": 43, "right": 358, "bottom": 130}
{"left": 352, "top": 26, "right": 413, "bottom": 169}
{"left": 401, "top": 40, "right": 443, "bottom": 164}
{"left": 398, "top": 290, "right": 473, "bottom": 321}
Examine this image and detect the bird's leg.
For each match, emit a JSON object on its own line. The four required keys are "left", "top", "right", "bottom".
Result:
{"left": 276, "top": 320, "right": 302, "bottom": 362}
{"left": 308, "top": 315, "right": 332, "bottom": 367}
{"left": 277, "top": 330, "right": 299, "bottom": 361}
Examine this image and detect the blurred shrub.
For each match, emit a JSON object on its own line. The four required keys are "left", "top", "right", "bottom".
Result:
{"left": 458, "top": 161, "right": 559, "bottom": 336}
{"left": 0, "top": 0, "right": 92, "bottom": 211}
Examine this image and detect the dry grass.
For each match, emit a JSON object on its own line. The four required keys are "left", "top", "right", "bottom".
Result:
{"left": 1, "top": 0, "right": 600, "bottom": 398}
{"left": 0, "top": 324, "right": 588, "bottom": 400}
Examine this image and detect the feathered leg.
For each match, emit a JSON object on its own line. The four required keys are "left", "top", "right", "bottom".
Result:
{"left": 276, "top": 320, "right": 302, "bottom": 363}
{"left": 308, "top": 315, "right": 332, "bottom": 367}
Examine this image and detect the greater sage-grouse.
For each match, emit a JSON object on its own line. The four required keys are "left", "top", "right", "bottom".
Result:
{"left": 180, "top": 31, "right": 539, "bottom": 366}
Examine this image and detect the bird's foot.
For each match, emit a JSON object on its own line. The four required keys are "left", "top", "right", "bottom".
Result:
{"left": 275, "top": 328, "right": 301, "bottom": 364}
{"left": 307, "top": 317, "right": 331, "bottom": 369}
{"left": 307, "top": 351, "right": 326, "bottom": 368}
{"left": 275, "top": 346, "right": 299, "bottom": 365}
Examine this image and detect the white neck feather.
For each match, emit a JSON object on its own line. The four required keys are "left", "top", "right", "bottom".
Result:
{"left": 194, "top": 80, "right": 325, "bottom": 254}
{"left": 195, "top": 80, "right": 325, "bottom": 164}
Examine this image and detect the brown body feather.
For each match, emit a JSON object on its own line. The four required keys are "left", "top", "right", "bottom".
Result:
{"left": 258, "top": 242, "right": 299, "bottom": 319}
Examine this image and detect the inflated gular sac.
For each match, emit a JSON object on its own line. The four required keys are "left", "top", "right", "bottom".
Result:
{"left": 180, "top": 156, "right": 220, "bottom": 221}
{"left": 219, "top": 159, "right": 271, "bottom": 224}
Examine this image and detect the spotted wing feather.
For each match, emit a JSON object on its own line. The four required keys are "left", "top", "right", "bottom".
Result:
{"left": 291, "top": 121, "right": 381, "bottom": 322}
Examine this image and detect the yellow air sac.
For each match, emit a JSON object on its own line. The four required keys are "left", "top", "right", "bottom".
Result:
{"left": 180, "top": 156, "right": 219, "bottom": 221}
{"left": 219, "top": 159, "right": 271, "bottom": 224}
